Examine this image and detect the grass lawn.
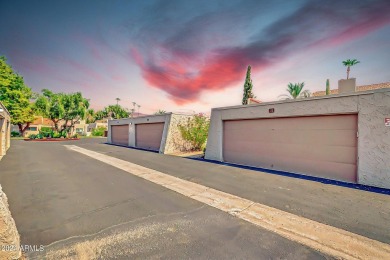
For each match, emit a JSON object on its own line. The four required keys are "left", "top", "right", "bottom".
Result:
{"left": 11, "top": 137, "right": 25, "bottom": 140}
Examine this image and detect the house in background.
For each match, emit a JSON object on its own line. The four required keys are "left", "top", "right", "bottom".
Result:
{"left": 19, "top": 116, "right": 55, "bottom": 137}
{"left": 87, "top": 119, "right": 108, "bottom": 135}
{"left": 71, "top": 120, "right": 89, "bottom": 136}
{"left": 0, "top": 102, "right": 11, "bottom": 160}
{"left": 312, "top": 82, "right": 390, "bottom": 97}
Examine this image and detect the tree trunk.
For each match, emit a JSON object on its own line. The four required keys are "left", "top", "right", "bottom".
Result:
{"left": 347, "top": 66, "right": 350, "bottom": 79}
{"left": 18, "top": 123, "right": 30, "bottom": 136}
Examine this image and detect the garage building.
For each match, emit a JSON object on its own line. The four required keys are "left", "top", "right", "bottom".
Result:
{"left": 0, "top": 102, "right": 11, "bottom": 160}
{"left": 205, "top": 89, "right": 390, "bottom": 189}
{"left": 108, "top": 113, "right": 195, "bottom": 154}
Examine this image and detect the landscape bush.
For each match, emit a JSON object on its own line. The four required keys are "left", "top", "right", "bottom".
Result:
{"left": 11, "top": 131, "right": 21, "bottom": 137}
{"left": 28, "top": 134, "right": 37, "bottom": 139}
{"left": 39, "top": 127, "right": 54, "bottom": 138}
{"left": 178, "top": 114, "right": 210, "bottom": 151}
{"left": 92, "top": 126, "right": 106, "bottom": 136}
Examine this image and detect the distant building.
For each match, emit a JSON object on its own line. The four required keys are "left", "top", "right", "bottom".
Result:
{"left": 17, "top": 116, "right": 55, "bottom": 137}
{"left": 312, "top": 82, "right": 390, "bottom": 97}
{"left": 87, "top": 119, "right": 108, "bottom": 134}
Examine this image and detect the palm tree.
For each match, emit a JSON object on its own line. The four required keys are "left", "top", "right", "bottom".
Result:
{"left": 137, "top": 104, "right": 141, "bottom": 115}
{"left": 154, "top": 109, "right": 166, "bottom": 115}
{"left": 115, "top": 98, "right": 121, "bottom": 105}
{"left": 342, "top": 59, "right": 360, "bottom": 79}
{"left": 130, "top": 108, "right": 135, "bottom": 118}
{"left": 279, "top": 82, "right": 311, "bottom": 100}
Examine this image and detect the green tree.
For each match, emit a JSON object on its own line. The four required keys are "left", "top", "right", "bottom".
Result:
{"left": 342, "top": 59, "right": 360, "bottom": 79}
{"left": 60, "top": 92, "right": 89, "bottom": 135}
{"left": 154, "top": 109, "right": 166, "bottom": 115}
{"left": 0, "top": 56, "right": 36, "bottom": 135}
{"left": 115, "top": 98, "right": 120, "bottom": 105}
{"left": 35, "top": 90, "right": 90, "bottom": 135}
{"left": 178, "top": 114, "right": 210, "bottom": 151}
{"left": 86, "top": 108, "right": 95, "bottom": 123}
{"left": 279, "top": 82, "right": 311, "bottom": 100}
{"left": 242, "top": 65, "right": 255, "bottom": 105}
{"left": 35, "top": 89, "right": 64, "bottom": 131}
{"left": 106, "top": 104, "right": 129, "bottom": 119}
{"left": 326, "top": 79, "right": 330, "bottom": 95}
{"left": 94, "top": 109, "right": 108, "bottom": 121}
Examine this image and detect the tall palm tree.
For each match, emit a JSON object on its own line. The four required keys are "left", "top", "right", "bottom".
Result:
{"left": 342, "top": 59, "right": 360, "bottom": 79}
{"left": 130, "top": 108, "right": 135, "bottom": 118}
{"left": 279, "top": 82, "right": 311, "bottom": 100}
{"left": 137, "top": 104, "right": 141, "bottom": 115}
{"left": 115, "top": 98, "right": 121, "bottom": 105}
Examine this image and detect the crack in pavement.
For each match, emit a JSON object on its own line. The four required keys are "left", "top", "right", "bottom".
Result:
{"left": 43, "top": 204, "right": 207, "bottom": 249}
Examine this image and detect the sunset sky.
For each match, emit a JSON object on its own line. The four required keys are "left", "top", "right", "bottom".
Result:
{"left": 1, "top": 0, "right": 389, "bottom": 114}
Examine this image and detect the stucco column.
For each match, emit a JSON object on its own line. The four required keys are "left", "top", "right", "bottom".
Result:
{"left": 6, "top": 120, "right": 11, "bottom": 150}
{"left": 0, "top": 119, "right": 5, "bottom": 157}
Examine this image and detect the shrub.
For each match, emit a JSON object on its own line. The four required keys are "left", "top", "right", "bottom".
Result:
{"left": 39, "top": 127, "right": 54, "bottom": 138}
{"left": 72, "top": 134, "right": 79, "bottom": 138}
{"left": 28, "top": 134, "right": 37, "bottom": 139}
{"left": 11, "top": 131, "right": 21, "bottom": 137}
{"left": 92, "top": 126, "right": 106, "bottom": 136}
{"left": 52, "top": 132, "right": 62, "bottom": 138}
{"left": 178, "top": 114, "right": 210, "bottom": 151}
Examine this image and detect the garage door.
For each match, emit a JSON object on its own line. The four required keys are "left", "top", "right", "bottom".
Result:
{"left": 135, "top": 123, "right": 165, "bottom": 151}
{"left": 223, "top": 114, "right": 357, "bottom": 183}
{"left": 111, "top": 125, "right": 129, "bottom": 146}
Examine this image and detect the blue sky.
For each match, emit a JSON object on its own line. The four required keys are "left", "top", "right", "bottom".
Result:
{"left": 1, "top": 0, "right": 389, "bottom": 114}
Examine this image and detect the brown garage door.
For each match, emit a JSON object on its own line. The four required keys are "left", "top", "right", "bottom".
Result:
{"left": 135, "top": 123, "right": 165, "bottom": 151}
{"left": 223, "top": 114, "right": 357, "bottom": 183}
{"left": 111, "top": 125, "right": 129, "bottom": 146}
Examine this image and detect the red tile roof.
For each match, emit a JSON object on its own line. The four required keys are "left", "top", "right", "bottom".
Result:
{"left": 248, "top": 98, "right": 262, "bottom": 104}
{"left": 312, "top": 82, "right": 390, "bottom": 97}
{"left": 31, "top": 116, "right": 55, "bottom": 126}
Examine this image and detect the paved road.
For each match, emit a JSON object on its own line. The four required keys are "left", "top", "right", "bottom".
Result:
{"left": 0, "top": 138, "right": 389, "bottom": 258}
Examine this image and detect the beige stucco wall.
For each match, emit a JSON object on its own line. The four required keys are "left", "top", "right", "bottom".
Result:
{"left": 205, "top": 89, "right": 390, "bottom": 189}
{"left": 163, "top": 114, "right": 195, "bottom": 154}
{"left": 0, "top": 102, "right": 11, "bottom": 159}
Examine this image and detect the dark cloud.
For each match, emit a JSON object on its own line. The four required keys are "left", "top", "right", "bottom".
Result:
{"left": 129, "top": 0, "right": 390, "bottom": 104}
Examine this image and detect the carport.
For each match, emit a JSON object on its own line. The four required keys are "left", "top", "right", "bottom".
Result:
{"left": 108, "top": 113, "right": 196, "bottom": 154}
{"left": 205, "top": 89, "right": 390, "bottom": 189}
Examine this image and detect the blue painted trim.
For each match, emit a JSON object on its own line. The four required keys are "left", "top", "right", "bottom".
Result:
{"left": 189, "top": 158, "right": 390, "bottom": 196}
{"left": 104, "top": 143, "right": 159, "bottom": 153}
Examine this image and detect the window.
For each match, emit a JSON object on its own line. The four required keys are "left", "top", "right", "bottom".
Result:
{"left": 76, "top": 128, "right": 84, "bottom": 133}
{"left": 28, "top": 127, "right": 37, "bottom": 131}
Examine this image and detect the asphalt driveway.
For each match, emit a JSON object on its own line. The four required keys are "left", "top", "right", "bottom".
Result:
{"left": 1, "top": 139, "right": 327, "bottom": 259}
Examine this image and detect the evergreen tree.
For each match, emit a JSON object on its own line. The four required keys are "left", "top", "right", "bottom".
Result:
{"left": 242, "top": 65, "right": 254, "bottom": 105}
{"left": 326, "top": 79, "right": 330, "bottom": 95}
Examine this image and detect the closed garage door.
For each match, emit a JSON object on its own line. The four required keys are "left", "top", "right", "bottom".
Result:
{"left": 111, "top": 125, "right": 129, "bottom": 146}
{"left": 136, "top": 123, "right": 165, "bottom": 151}
{"left": 223, "top": 114, "right": 357, "bottom": 183}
